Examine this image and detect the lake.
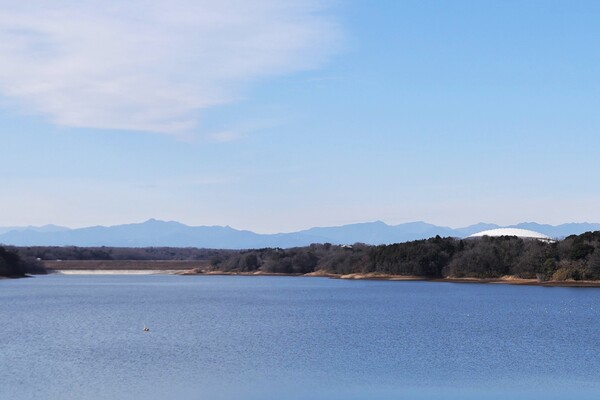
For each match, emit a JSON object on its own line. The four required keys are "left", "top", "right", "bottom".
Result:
{"left": 2, "top": 275, "right": 600, "bottom": 399}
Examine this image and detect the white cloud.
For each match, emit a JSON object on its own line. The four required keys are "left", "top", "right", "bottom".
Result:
{"left": 0, "top": 0, "right": 340, "bottom": 135}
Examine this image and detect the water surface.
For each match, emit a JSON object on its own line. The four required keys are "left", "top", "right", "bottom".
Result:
{"left": 2, "top": 275, "right": 600, "bottom": 399}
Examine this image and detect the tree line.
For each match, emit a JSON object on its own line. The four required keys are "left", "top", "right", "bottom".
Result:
{"left": 0, "top": 247, "right": 46, "bottom": 277}
{"left": 7, "top": 231, "right": 600, "bottom": 281}
{"left": 209, "top": 232, "right": 600, "bottom": 281}
{"left": 9, "top": 246, "right": 225, "bottom": 261}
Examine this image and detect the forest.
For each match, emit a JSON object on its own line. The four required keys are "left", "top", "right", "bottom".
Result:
{"left": 208, "top": 232, "right": 600, "bottom": 281}
{"left": 0, "top": 247, "right": 46, "bottom": 277}
{"left": 5, "top": 231, "right": 600, "bottom": 281}
{"left": 8, "top": 246, "right": 223, "bottom": 262}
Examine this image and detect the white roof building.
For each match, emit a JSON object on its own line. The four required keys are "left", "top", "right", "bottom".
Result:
{"left": 468, "top": 228, "right": 555, "bottom": 243}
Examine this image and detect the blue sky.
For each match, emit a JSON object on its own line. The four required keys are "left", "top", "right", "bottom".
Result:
{"left": 1, "top": 0, "right": 599, "bottom": 232}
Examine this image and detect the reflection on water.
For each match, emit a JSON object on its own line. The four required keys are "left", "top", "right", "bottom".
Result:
{"left": 2, "top": 275, "right": 600, "bottom": 400}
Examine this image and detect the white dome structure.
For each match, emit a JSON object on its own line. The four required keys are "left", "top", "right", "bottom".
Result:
{"left": 468, "top": 228, "right": 554, "bottom": 242}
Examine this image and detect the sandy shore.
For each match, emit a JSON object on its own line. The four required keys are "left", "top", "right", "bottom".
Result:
{"left": 182, "top": 270, "right": 600, "bottom": 287}
{"left": 335, "top": 272, "right": 427, "bottom": 281}
{"left": 427, "top": 276, "right": 600, "bottom": 287}
{"left": 333, "top": 273, "right": 600, "bottom": 287}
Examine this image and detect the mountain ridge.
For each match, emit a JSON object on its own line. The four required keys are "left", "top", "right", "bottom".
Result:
{"left": 1, "top": 219, "right": 599, "bottom": 249}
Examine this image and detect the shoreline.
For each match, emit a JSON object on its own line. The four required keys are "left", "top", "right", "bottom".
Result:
{"left": 188, "top": 270, "right": 600, "bottom": 287}
{"left": 42, "top": 269, "right": 600, "bottom": 287}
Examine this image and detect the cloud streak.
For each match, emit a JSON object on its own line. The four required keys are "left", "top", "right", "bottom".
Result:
{"left": 0, "top": 0, "right": 340, "bottom": 135}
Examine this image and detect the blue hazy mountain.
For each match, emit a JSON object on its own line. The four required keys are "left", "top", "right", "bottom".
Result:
{"left": 508, "top": 222, "right": 600, "bottom": 239}
{"left": 0, "top": 224, "right": 70, "bottom": 235}
{"left": 0, "top": 219, "right": 324, "bottom": 248}
{"left": 297, "top": 221, "right": 457, "bottom": 244}
{"left": 0, "top": 219, "right": 598, "bottom": 249}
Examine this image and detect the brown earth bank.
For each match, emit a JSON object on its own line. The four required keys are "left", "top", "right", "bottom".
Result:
{"left": 324, "top": 273, "right": 600, "bottom": 286}
{"left": 428, "top": 276, "right": 587, "bottom": 286}
{"left": 179, "top": 269, "right": 600, "bottom": 287}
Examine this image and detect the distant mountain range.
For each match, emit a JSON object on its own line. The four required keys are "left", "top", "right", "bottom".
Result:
{"left": 0, "top": 224, "right": 70, "bottom": 235}
{"left": 1, "top": 219, "right": 599, "bottom": 249}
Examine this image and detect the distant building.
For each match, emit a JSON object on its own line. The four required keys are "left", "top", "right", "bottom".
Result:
{"left": 467, "top": 228, "right": 555, "bottom": 243}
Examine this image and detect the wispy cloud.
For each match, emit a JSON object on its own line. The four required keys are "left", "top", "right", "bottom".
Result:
{"left": 0, "top": 1, "right": 340, "bottom": 135}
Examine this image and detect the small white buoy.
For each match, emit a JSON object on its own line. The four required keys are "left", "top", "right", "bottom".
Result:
{"left": 143, "top": 325, "right": 150, "bottom": 332}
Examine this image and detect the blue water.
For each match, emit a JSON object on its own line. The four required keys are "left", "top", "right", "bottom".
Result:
{"left": 1, "top": 275, "right": 600, "bottom": 400}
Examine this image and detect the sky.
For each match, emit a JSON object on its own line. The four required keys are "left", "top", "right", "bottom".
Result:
{"left": 1, "top": 0, "right": 599, "bottom": 233}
